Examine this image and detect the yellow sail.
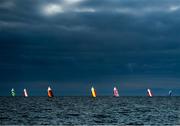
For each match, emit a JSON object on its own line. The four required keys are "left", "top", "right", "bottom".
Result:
{"left": 91, "top": 86, "right": 96, "bottom": 97}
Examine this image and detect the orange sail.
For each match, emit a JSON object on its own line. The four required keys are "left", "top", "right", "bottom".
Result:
{"left": 48, "top": 86, "right": 54, "bottom": 97}
{"left": 91, "top": 86, "right": 96, "bottom": 97}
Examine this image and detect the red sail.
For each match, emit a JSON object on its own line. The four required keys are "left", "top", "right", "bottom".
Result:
{"left": 48, "top": 86, "right": 54, "bottom": 97}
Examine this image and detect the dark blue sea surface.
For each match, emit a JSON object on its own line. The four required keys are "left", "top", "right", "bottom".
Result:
{"left": 0, "top": 96, "right": 180, "bottom": 125}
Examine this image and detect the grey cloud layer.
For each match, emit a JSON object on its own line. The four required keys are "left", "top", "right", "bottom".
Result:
{"left": 0, "top": 0, "right": 180, "bottom": 95}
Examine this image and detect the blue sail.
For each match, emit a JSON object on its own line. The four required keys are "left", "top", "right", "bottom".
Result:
{"left": 169, "top": 90, "right": 172, "bottom": 96}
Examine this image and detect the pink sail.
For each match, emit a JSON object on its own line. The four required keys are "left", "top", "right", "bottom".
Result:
{"left": 113, "top": 87, "right": 119, "bottom": 97}
{"left": 23, "top": 88, "right": 28, "bottom": 97}
{"left": 147, "top": 88, "right": 153, "bottom": 97}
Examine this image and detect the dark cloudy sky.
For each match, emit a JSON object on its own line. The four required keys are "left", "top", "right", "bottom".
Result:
{"left": 0, "top": 0, "right": 180, "bottom": 96}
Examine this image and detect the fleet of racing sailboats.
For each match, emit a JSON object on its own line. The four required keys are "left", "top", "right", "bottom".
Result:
{"left": 10, "top": 86, "right": 174, "bottom": 97}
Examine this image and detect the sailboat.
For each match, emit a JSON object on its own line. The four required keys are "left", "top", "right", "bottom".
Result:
{"left": 47, "top": 86, "right": 54, "bottom": 97}
{"left": 113, "top": 86, "right": 119, "bottom": 97}
{"left": 91, "top": 86, "right": 96, "bottom": 98}
{"left": 23, "top": 88, "right": 28, "bottom": 97}
{"left": 147, "top": 88, "right": 153, "bottom": 97}
{"left": 11, "top": 88, "right": 15, "bottom": 97}
{"left": 169, "top": 90, "right": 172, "bottom": 96}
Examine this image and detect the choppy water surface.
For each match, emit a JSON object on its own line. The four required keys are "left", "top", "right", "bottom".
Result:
{"left": 0, "top": 96, "right": 180, "bottom": 125}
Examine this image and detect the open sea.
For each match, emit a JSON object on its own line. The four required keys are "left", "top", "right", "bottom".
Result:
{"left": 0, "top": 96, "right": 180, "bottom": 125}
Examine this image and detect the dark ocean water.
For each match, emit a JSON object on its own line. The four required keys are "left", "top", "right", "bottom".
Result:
{"left": 0, "top": 96, "right": 180, "bottom": 125}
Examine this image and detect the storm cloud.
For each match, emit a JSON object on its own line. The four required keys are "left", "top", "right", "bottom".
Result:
{"left": 0, "top": 0, "right": 180, "bottom": 96}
